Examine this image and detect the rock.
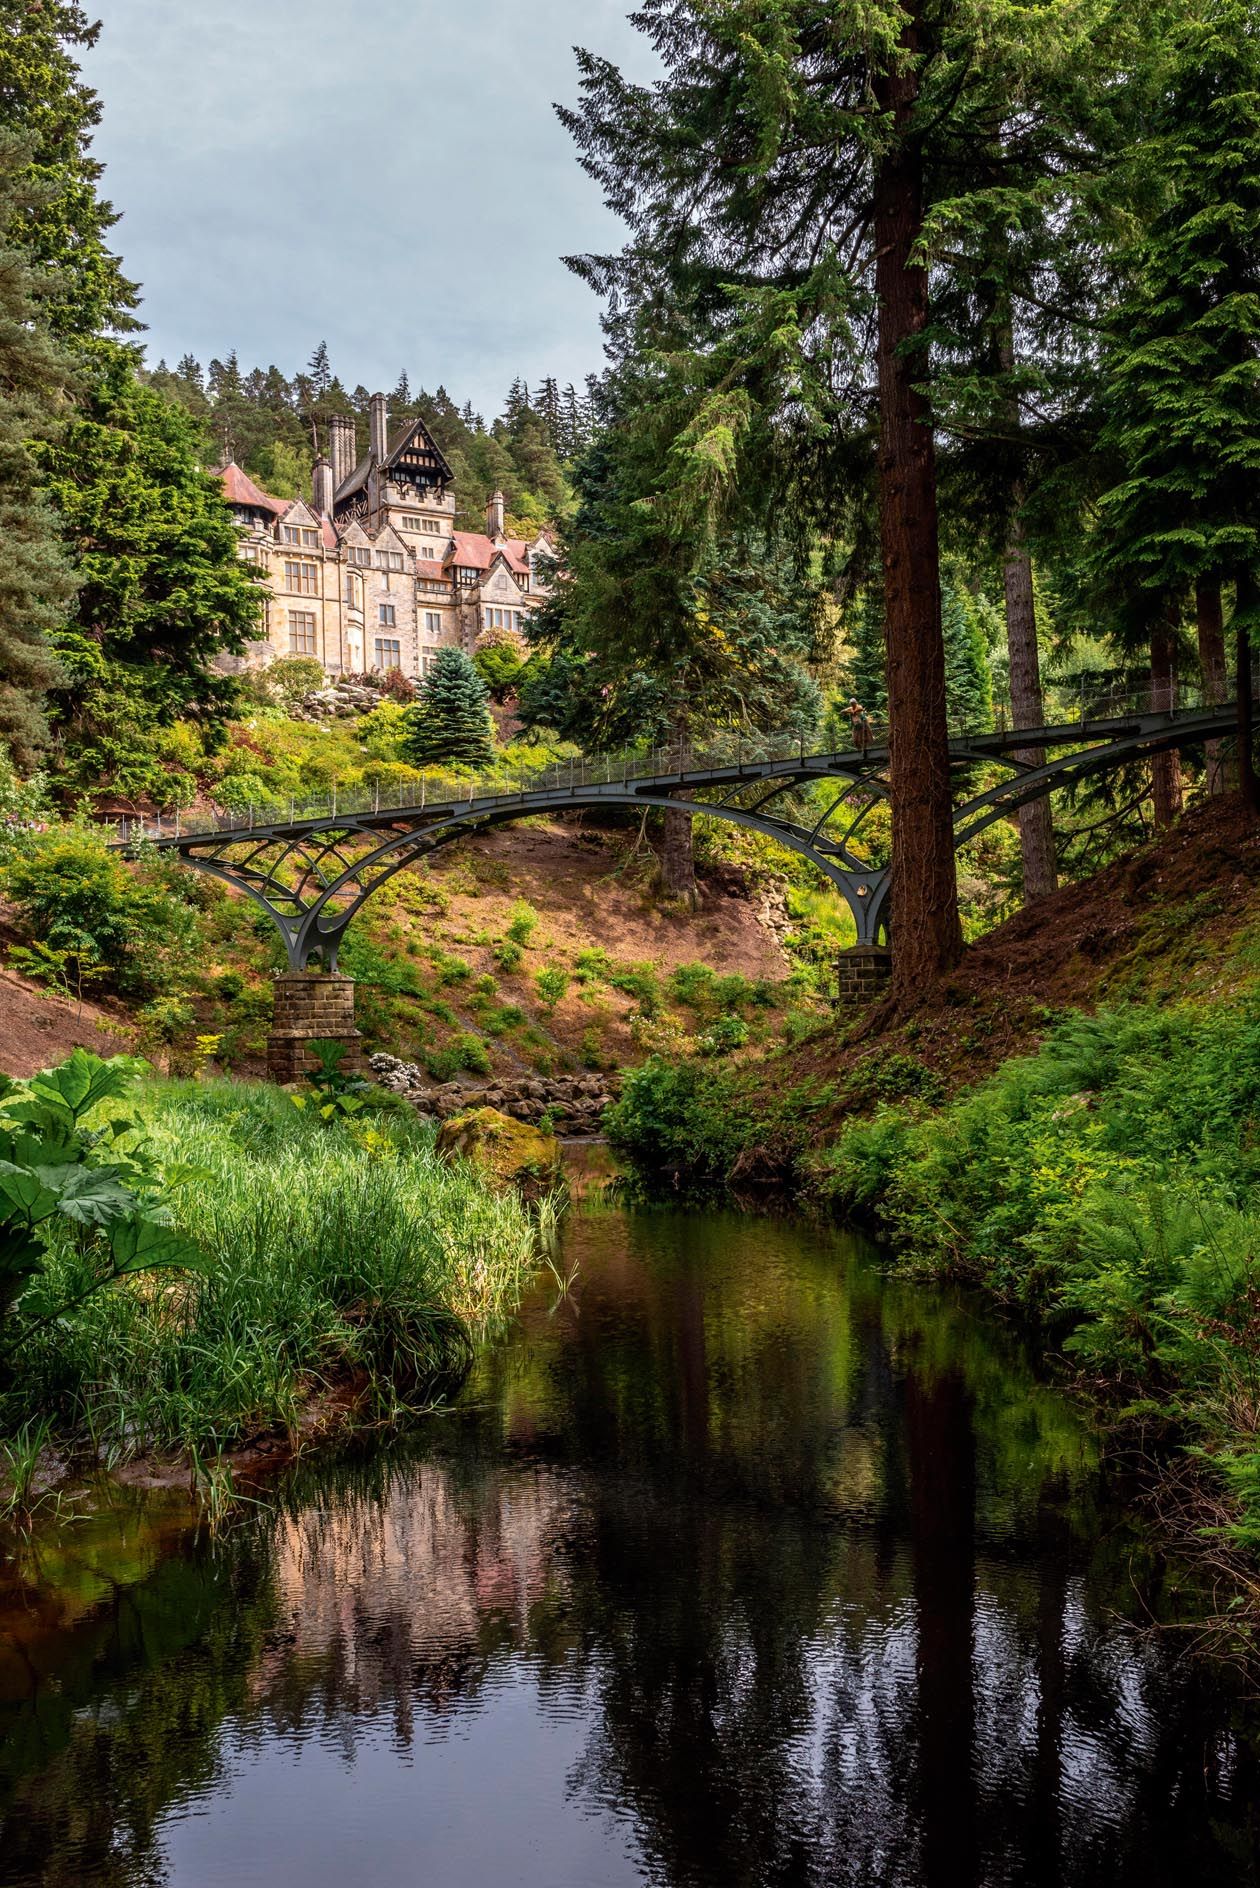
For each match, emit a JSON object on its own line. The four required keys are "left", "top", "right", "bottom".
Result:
{"left": 436, "top": 1108, "right": 562, "bottom": 1201}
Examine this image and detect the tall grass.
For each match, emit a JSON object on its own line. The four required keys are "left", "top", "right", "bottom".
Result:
{"left": 3, "top": 1079, "right": 539, "bottom": 1462}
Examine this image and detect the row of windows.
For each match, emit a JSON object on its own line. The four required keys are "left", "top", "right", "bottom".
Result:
{"left": 400, "top": 514, "right": 445, "bottom": 536}
{"left": 285, "top": 561, "right": 319, "bottom": 595}
{"left": 288, "top": 617, "right": 449, "bottom": 674}
{"left": 283, "top": 525, "right": 320, "bottom": 548}
{"left": 483, "top": 607, "right": 525, "bottom": 633}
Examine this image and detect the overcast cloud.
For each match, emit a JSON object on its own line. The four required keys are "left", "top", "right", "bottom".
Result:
{"left": 90, "top": 1, "right": 654, "bottom": 418}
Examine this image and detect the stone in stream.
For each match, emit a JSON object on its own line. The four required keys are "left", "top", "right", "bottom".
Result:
{"left": 435, "top": 1107, "right": 562, "bottom": 1202}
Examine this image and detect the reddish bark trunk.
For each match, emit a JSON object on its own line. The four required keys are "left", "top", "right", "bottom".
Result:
{"left": 1150, "top": 617, "right": 1183, "bottom": 828}
{"left": 873, "top": 13, "right": 961, "bottom": 998}
{"left": 1196, "top": 575, "right": 1228, "bottom": 793}
{"left": 660, "top": 722, "right": 696, "bottom": 903}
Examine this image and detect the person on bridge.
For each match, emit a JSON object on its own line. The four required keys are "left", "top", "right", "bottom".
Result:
{"left": 845, "top": 697, "right": 872, "bottom": 754}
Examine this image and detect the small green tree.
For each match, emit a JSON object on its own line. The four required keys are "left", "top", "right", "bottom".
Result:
{"left": 942, "top": 580, "right": 994, "bottom": 730}
{"left": 401, "top": 648, "right": 496, "bottom": 769}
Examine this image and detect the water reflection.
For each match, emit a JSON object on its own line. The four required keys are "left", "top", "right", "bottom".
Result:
{"left": 1, "top": 1208, "right": 1257, "bottom": 1886}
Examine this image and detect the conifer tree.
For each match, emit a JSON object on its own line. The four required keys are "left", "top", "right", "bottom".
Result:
{"left": 401, "top": 648, "right": 496, "bottom": 769}
{"left": 941, "top": 582, "right": 994, "bottom": 732}
{"left": 845, "top": 588, "right": 888, "bottom": 719}
{"left": 0, "top": 134, "right": 77, "bottom": 765}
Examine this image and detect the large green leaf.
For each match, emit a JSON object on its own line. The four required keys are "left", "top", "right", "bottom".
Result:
{"left": 109, "top": 1217, "right": 206, "bottom": 1275}
{"left": 34, "top": 1162, "right": 140, "bottom": 1228}
{"left": 26, "top": 1050, "right": 143, "bottom": 1125}
{"left": 0, "top": 1161, "right": 59, "bottom": 1225}
{"left": 0, "top": 1225, "right": 45, "bottom": 1287}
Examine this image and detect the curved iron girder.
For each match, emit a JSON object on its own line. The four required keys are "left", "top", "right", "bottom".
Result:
{"left": 142, "top": 701, "right": 1239, "bottom": 966}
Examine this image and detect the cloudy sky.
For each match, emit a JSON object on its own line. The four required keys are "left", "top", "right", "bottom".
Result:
{"left": 90, "top": 1, "right": 655, "bottom": 418}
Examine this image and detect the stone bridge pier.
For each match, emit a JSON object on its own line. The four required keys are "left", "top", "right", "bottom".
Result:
{"left": 267, "top": 972, "right": 364, "bottom": 1083}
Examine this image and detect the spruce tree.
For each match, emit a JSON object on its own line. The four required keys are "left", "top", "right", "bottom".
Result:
{"left": 941, "top": 582, "right": 994, "bottom": 732}
{"left": 0, "top": 134, "right": 77, "bottom": 765}
{"left": 845, "top": 588, "right": 888, "bottom": 718}
{"left": 401, "top": 648, "right": 496, "bottom": 769}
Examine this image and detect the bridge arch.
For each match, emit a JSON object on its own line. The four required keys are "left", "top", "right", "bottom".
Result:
{"left": 130, "top": 700, "right": 1238, "bottom": 972}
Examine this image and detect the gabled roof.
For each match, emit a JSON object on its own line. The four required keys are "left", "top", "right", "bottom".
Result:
{"left": 446, "top": 531, "right": 532, "bottom": 576}
{"left": 333, "top": 414, "right": 455, "bottom": 505}
{"left": 277, "top": 497, "right": 338, "bottom": 550}
{"left": 219, "top": 461, "right": 287, "bottom": 518}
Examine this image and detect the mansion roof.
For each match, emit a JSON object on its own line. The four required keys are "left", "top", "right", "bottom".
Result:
{"left": 220, "top": 461, "right": 287, "bottom": 517}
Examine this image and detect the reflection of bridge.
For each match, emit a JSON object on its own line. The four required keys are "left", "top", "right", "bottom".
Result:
{"left": 124, "top": 698, "right": 1237, "bottom": 970}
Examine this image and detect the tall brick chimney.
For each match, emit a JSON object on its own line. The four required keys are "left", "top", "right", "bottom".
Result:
{"left": 369, "top": 393, "right": 389, "bottom": 464}
{"left": 329, "top": 415, "right": 355, "bottom": 492}
{"left": 486, "top": 489, "right": 506, "bottom": 538}
{"left": 312, "top": 454, "right": 334, "bottom": 516}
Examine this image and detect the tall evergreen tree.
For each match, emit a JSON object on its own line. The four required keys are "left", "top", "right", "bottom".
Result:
{"left": 1084, "top": 0, "right": 1260, "bottom": 811}
{"left": 559, "top": 1, "right": 1076, "bottom": 987}
{"left": 0, "top": 134, "right": 77, "bottom": 764}
{"left": 36, "top": 348, "right": 265, "bottom": 795}
{"left": 401, "top": 648, "right": 496, "bottom": 769}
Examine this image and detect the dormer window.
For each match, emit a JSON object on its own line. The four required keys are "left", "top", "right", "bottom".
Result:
{"left": 283, "top": 525, "right": 319, "bottom": 548}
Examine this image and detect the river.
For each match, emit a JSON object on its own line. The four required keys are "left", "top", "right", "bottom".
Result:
{"left": 1, "top": 1191, "right": 1257, "bottom": 1886}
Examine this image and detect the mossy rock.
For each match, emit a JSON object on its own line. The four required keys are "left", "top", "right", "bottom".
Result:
{"left": 436, "top": 1107, "right": 561, "bottom": 1201}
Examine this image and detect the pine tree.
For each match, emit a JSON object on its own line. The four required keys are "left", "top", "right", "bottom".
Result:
{"left": 307, "top": 340, "right": 332, "bottom": 396}
{"left": 37, "top": 347, "right": 266, "bottom": 792}
{"left": 1085, "top": 0, "right": 1260, "bottom": 808}
{"left": 0, "top": 1, "right": 138, "bottom": 338}
{"left": 844, "top": 587, "right": 888, "bottom": 717}
{"left": 0, "top": 133, "right": 77, "bottom": 765}
{"left": 941, "top": 582, "right": 994, "bottom": 731}
{"left": 400, "top": 648, "right": 496, "bottom": 769}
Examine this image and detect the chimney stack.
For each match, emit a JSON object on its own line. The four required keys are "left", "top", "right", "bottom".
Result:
{"left": 329, "top": 414, "right": 355, "bottom": 492}
{"left": 312, "top": 454, "right": 334, "bottom": 516}
{"left": 487, "top": 489, "right": 506, "bottom": 538}
{"left": 369, "top": 392, "right": 389, "bottom": 465}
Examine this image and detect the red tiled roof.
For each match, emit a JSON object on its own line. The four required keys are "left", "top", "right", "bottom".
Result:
{"left": 219, "top": 462, "right": 287, "bottom": 517}
{"left": 446, "top": 531, "right": 531, "bottom": 576}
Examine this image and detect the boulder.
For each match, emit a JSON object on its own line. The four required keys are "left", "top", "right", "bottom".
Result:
{"left": 436, "top": 1107, "right": 562, "bottom": 1201}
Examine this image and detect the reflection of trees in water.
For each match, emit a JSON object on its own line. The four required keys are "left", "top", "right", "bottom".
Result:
{"left": 2, "top": 1212, "right": 1259, "bottom": 1886}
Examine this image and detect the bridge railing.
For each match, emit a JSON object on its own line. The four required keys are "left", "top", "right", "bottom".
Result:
{"left": 114, "top": 679, "right": 1235, "bottom": 845}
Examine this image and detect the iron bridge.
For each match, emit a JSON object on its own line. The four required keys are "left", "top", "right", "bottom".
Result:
{"left": 121, "top": 701, "right": 1239, "bottom": 969}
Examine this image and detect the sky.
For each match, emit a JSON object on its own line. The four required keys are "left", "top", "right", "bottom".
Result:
{"left": 89, "top": 1, "right": 656, "bottom": 419}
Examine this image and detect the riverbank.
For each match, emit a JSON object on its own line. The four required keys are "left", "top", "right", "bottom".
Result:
{"left": 1, "top": 1075, "right": 542, "bottom": 1495}
{"left": 604, "top": 798, "right": 1260, "bottom": 1621}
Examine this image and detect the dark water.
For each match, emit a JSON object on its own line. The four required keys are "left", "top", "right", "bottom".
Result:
{"left": 2, "top": 1199, "right": 1258, "bottom": 1887}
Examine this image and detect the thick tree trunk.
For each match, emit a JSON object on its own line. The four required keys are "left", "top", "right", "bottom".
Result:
{"left": 1003, "top": 507, "right": 1057, "bottom": 900}
{"left": 661, "top": 805, "right": 696, "bottom": 902}
{"left": 660, "top": 719, "right": 697, "bottom": 903}
{"left": 873, "top": 14, "right": 961, "bottom": 999}
{"left": 1237, "top": 568, "right": 1259, "bottom": 814}
{"left": 1150, "top": 616, "right": 1183, "bottom": 828}
{"left": 1197, "top": 575, "right": 1228, "bottom": 794}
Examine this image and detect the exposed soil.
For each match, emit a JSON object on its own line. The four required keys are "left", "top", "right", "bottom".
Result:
{"left": 0, "top": 962, "right": 136, "bottom": 1079}
{"left": 750, "top": 792, "right": 1260, "bottom": 1128}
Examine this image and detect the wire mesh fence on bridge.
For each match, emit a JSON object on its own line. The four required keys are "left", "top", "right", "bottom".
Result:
{"left": 114, "top": 678, "right": 1237, "bottom": 846}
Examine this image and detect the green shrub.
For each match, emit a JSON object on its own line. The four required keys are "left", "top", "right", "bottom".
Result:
{"left": 575, "top": 946, "right": 614, "bottom": 985}
{"left": 493, "top": 939, "right": 523, "bottom": 973}
{"left": 697, "top": 1015, "right": 750, "bottom": 1057}
{"left": 605, "top": 1058, "right": 755, "bottom": 1188}
{"left": 3, "top": 825, "right": 201, "bottom": 999}
{"left": 535, "top": 966, "right": 569, "bottom": 1012}
{"left": 425, "top": 1033, "right": 491, "bottom": 1082}
{"left": 506, "top": 900, "right": 539, "bottom": 946}
{"left": 608, "top": 962, "right": 662, "bottom": 1016}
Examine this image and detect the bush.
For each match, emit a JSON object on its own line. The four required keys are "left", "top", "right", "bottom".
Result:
{"left": 820, "top": 1000, "right": 1260, "bottom": 1546}
{"left": 697, "top": 1015, "right": 750, "bottom": 1057}
{"left": 535, "top": 966, "right": 569, "bottom": 1012}
{"left": 605, "top": 1058, "right": 755, "bottom": 1187}
{"left": 493, "top": 939, "right": 523, "bottom": 974}
{"left": 3, "top": 824, "right": 201, "bottom": 998}
{"left": 259, "top": 655, "right": 325, "bottom": 712}
{"left": 506, "top": 900, "right": 539, "bottom": 946}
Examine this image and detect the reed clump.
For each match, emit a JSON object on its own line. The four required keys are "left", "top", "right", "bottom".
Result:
{"left": 3, "top": 1078, "right": 539, "bottom": 1465}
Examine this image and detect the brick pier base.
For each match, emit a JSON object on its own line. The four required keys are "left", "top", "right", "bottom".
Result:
{"left": 835, "top": 947, "right": 892, "bottom": 1005}
{"left": 267, "top": 973, "right": 364, "bottom": 1083}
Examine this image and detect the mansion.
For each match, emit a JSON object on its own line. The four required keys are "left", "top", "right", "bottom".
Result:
{"left": 219, "top": 392, "right": 555, "bottom": 680}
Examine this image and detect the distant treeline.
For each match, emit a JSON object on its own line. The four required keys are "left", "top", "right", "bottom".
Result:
{"left": 146, "top": 346, "right": 602, "bottom": 534}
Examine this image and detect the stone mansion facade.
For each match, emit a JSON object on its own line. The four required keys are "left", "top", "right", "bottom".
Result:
{"left": 219, "top": 393, "right": 555, "bottom": 680}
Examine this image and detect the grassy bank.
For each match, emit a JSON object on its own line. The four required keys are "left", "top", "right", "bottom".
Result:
{"left": 3, "top": 1077, "right": 540, "bottom": 1472}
